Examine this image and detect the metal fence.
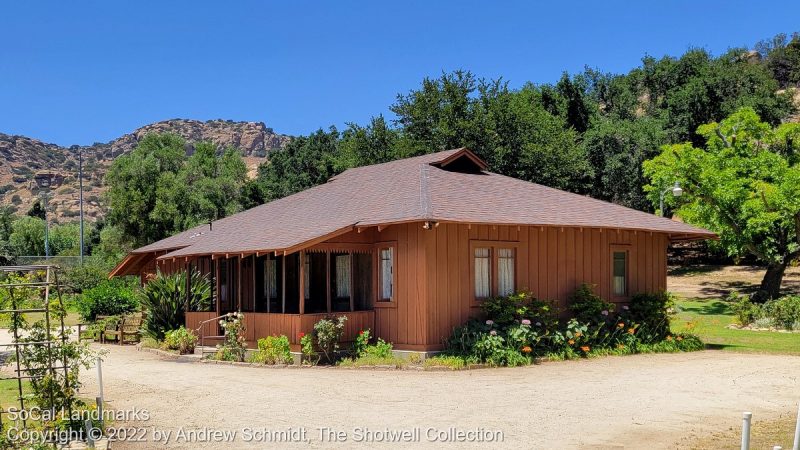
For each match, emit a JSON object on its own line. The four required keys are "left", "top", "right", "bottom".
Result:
{"left": 1, "top": 255, "right": 106, "bottom": 268}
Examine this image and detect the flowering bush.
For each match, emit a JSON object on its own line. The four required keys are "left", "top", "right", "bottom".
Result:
{"left": 569, "top": 284, "right": 615, "bottom": 325}
{"left": 352, "top": 329, "right": 371, "bottom": 358}
{"left": 443, "top": 288, "right": 703, "bottom": 366}
{"left": 313, "top": 315, "right": 347, "bottom": 363}
{"left": 214, "top": 312, "right": 247, "bottom": 362}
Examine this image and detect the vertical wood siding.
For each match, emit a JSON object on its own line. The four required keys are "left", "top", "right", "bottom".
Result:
{"left": 168, "top": 223, "right": 669, "bottom": 352}
{"left": 417, "top": 224, "right": 669, "bottom": 350}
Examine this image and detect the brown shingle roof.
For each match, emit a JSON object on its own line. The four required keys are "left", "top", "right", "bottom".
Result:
{"left": 131, "top": 148, "right": 715, "bottom": 260}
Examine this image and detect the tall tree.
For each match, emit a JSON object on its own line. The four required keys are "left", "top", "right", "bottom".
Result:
{"left": 644, "top": 107, "right": 800, "bottom": 300}
{"left": 106, "top": 134, "right": 248, "bottom": 247}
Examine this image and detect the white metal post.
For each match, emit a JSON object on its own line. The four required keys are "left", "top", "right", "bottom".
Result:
{"left": 792, "top": 401, "right": 800, "bottom": 450}
{"left": 96, "top": 358, "right": 104, "bottom": 404}
{"left": 742, "top": 411, "right": 752, "bottom": 450}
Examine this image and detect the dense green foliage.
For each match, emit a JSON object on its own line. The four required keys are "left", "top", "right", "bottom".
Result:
{"left": 249, "top": 335, "right": 292, "bottom": 364}
{"left": 644, "top": 107, "right": 800, "bottom": 299}
{"left": 442, "top": 289, "right": 700, "bottom": 367}
{"left": 162, "top": 326, "right": 199, "bottom": 354}
{"left": 139, "top": 269, "right": 212, "bottom": 340}
{"left": 249, "top": 33, "right": 799, "bottom": 214}
{"left": 106, "top": 134, "right": 248, "bottom": 247}
{"left": 76, "top": 277, "right": 139, "bottom": 321}
{"left": 732, "top": 293, "right": 800, "bottom": 330}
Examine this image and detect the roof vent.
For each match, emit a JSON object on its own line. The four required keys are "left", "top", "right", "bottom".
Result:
{"left": 430, "top": 148, "right": 488, "bottom": 174}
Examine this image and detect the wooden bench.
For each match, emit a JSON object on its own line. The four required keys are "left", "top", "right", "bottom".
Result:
{"left": 120, "top": 313, "right": 143, "bottom": 345}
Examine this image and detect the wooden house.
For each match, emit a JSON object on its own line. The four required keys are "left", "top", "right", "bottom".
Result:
{"left": 111, "top": 148, "right": 715, "bottom": 352}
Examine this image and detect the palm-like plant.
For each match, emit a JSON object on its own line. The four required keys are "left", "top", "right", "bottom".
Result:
{"left": 140, "top": 269, "right": 211, "bottom": 340}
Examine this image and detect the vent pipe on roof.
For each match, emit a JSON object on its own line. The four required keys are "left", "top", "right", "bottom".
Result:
{"left": 209, "top": 222, "right": 212, "bottom": 231}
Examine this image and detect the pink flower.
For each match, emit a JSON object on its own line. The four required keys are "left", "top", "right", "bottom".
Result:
{"left": 622, "top": 305, "right": 629, "bottom": 310}
{"left": 486, "top": 320, "right": 494, "bottom": 326}
{"left": 601, "top": 310, "right": 609, "bottom": 316}
{"left": 521, "top": 319, "right": 531, "bottom": 325}
{"left": 490, "top": 330, "right": 497, "bottom": 336}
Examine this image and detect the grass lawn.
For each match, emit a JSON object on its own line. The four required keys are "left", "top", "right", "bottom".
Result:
{"left": 672, "top": 298, "right": 800, "bottom": 355}
{"left": 0, "top": 378, "right": 28, "bottom": 409}
{"left": 0, "top": 311, "right": 82, "bottom": 329}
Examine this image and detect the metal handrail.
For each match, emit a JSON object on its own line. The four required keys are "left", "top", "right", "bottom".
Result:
{"left": 195, "top": 313, "right": 232, "bottom": 353}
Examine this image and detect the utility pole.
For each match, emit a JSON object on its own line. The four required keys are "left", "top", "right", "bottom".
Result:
{"left": 43, "top": 191, "right": 50, "bottom": 258}
{"left": 79, "top": 148, "right": 84, "bottom": 265}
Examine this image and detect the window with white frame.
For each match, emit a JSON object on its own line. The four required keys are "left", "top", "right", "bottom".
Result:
{"left": 379, "top": 247, "right": 393, "bottom": 301}
{"left": 472, "top": 243, "right": 516, "bottom": 300}
{"left": 474, "top": 247, "right": 491, "bottom": 299}
{"left": 497, "top": 248, "right": 515, "bottom": 296}
{"left": 612, "top": 251, "right": 627, "bottom": 296}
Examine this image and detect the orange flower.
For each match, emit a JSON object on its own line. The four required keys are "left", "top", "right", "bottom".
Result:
{"left": 521, "top": 346, "right": 532, "bottom": 354}
{"left": 580, "top": 346, "right": 590, "bottom": 352}
{"left": 676, "top": 336, "right": 683, "bottom": 341}
{"left": 617, "top": 344, "right": 625, "bottom": 349}
{"left": 568, "top": 339, "right": 575, "bottom": 345}
{"left": 575, "top": 331, "right": 582, "bottom": 338}
{"left": 627, "top": 328, "right": 635, "bottom": 335}
{"left": 666, "top": 335, "right": 673, "bottom": 341}
{"left": 617, "top": 322, "right": 624, "bottom": 328}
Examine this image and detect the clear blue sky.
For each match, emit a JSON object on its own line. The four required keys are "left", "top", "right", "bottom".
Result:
{"left": 2, "top": 1, "right": 799, "bottom": 146}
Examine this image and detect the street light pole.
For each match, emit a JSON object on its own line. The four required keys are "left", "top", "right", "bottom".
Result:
{"left": 659, "top": 181, "right": 683, "bottom": 217}
{"left": 79, "top": 147, "right": 84, "bottom": 265}
{"left": 42, "top": 191, "right": 50, "bottom": 258}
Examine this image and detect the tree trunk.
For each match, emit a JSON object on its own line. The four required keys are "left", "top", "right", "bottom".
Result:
{"left": 754, "top": 262, "right": 787, "bottom": 303}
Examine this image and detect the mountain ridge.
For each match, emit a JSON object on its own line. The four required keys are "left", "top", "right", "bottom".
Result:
{"left": 0, "top": 119, "right": 291, "bottom": 221}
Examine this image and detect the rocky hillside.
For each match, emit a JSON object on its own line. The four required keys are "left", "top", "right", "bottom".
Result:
{"left": 0, "top": 119, "right": 290, "bottom": 221}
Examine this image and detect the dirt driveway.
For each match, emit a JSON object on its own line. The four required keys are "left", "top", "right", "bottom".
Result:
{"left": 73, "top": 346, "right": 800, "bottom": 449}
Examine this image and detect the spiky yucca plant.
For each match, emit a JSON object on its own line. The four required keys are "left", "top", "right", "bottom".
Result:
{"left": 140, "top": 269, "right": 211, "bottom": 340}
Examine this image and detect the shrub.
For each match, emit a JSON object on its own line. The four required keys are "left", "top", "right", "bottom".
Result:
{"left": 250, "top": 335, "right": 292, "bottom": 365}
{"left": 762, "top": 296, "right": 800, "bottom": 330}
{"left": 162, "top": 327, "right": 198, "bottom": 354}
{"left": 364, "top": 338, "right": 393, "bottom": 358}
{"left": 352, "top": 329, "right": 371, "bottom": 358}
{"left": 569, "top": 283, "right": 615, "bottom": 324}
{"left": 299, "top": 332, "right": 316, "bottom": 365}
{"left": 139, "top": 269, "right": 211, "bottom": 340}
{"left": 729, "top": 292, "right": 761, "bottom": 326}
{"left": 313, "top": 315, "right": 347, "bottom": 363}
{"left": 214, "top": 312, "right": 247, "bottom": 362}
{"left": 77, "top": 278, "right": 138, "bottom": 321}
{"left": 628, "top": 291, "right": 675, "bottom": 341}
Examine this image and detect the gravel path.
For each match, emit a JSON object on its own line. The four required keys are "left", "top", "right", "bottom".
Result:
{"left": 71, "top": 346, "right": 800, "bottom": 449}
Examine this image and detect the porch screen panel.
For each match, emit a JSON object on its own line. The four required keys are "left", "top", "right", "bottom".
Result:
{"left": 353, "top": 252, "right": 373, "bottom": 311}
{"left": 332, "top": 253, "right": 351, "bottom": 312}
{"left": 379, "top": 248, "right": 393, "bottom": 301}
{"left": 497, "top": 248, "right": 515, "bottom": 296}
{"left": 474, "top": 248, "right": 490, "bottom": 299}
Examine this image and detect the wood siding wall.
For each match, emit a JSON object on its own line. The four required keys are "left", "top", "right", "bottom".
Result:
{"left": 157, "top": 222, "right": 669, "bottom": 352}
{"left": 417, "top": 224, "right": 668, "bottom": 350}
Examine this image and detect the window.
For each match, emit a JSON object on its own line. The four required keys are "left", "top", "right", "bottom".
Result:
{"left": 379, "top": 247, "right": 393, "bottom": 301}
{"left": 612, "top": 251, "right": 627, "bottom": 296}
{"left": 471, "top": 242, "right": 517, "bottom": 300}
{"left": 497, "top": 248, "right": 515, "bottom": 296}
{"left": 474, "top": 248, "right": 491, "bottom": 299}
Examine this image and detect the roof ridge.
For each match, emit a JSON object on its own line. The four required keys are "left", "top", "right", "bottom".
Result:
{"left": 419, "top": 163, "right": 432, "bottom": 219}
